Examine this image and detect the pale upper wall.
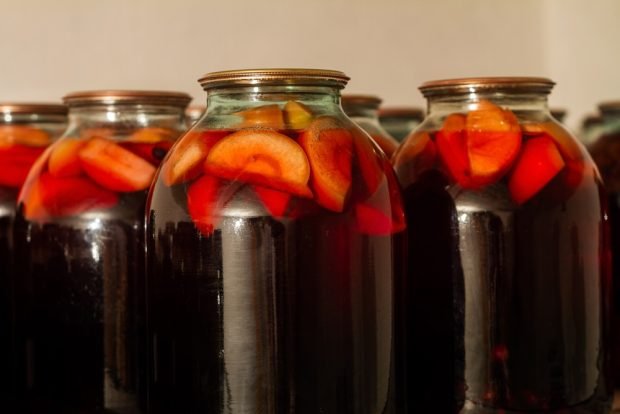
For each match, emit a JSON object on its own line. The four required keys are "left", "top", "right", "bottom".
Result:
{"left": 1, "top": 0, "right": 616, "bottom": 128}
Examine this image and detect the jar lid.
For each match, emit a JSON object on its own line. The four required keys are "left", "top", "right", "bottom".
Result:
{"left": 582, "top": 114, "right": 603, "bottom": 126}
{"left": 419, "top": 77, "right": 555, "bottom": 97}
{"left": 378, "top": 107, "right": 424, "bottom": 120}
{"left": 0, "top": 103, "right": 67, "bottom": 115}
{"left": 63, "top": 90, "right": 192, "bottom": 107}
{"left": 598, "top": 101, "right": 620, "bottom": 114}
{"left": 341, "top": 94, "right": 382, "bottom": 109}
{"left": 198, "top": 68, "right": 350, "bottom": 90}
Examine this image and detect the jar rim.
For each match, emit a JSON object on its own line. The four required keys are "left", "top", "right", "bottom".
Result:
{"left": 63, "top": 90, "right": 192, "bottom": 107}
{"left": 419, "top": 77, "right": 555, "bottom": 97}
{"left": 378, "top": 107, "right": 424, "bottom": 119}
{"left": 198, "top": 68, "right": 350, "bottom": 90}
{"left": 0, "top": 102, "right": 67, "bottom": 115}
{"left": 341, "top": 94, "right": 382, "bottom": 109}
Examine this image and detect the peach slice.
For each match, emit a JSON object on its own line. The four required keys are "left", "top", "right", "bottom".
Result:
{"left": 299, "top": 117, "right": 353, "bottom": 212}
{"left": 253, "top": 185, "right": 290, "bottom": 217}
{"left": 128, "top": 127, "right": 177, "bottom": 143}
{"left": 22, "top": 172, "right": 119, "bottom": 221}
{"left": 205, "top": 129, "right": 312, "bottom": 198}
{"left": 284, "top": 101, "right": 313, "bottom": 129}
{"left": 187, "top": 175, "right": 224, "bottom": 236}
{"left": 48, "top": 138, "right": 85, "bottom": 178}
{"left": 0, "top": 145, "right": 46, "bottom": 188}
{"left": 120, "top": 141, "right": 174, "bottom": 166}
{"left": 0, "top": 125, "right": 51, "bottom": 147}
{"left": 235, "top": 104, "right": 285, "bottom": 129}
{"left": 79, "top": 137, "right": 156, "bottom": 192}
{"left": 508, "top": 136, "right": 565, "bottom": 204}
{"left": 353, "top": 130, "right": 384, "bottom": 196}
{"left": 435, "top": 113, "right": 471, "bottom": 186}
{"left": 163, "top": 130, "right": 228, "bottom": 186}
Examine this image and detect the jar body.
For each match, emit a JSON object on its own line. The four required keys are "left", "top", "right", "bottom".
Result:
{"left": 393, "top": 90, "right": 611, "bottom": 413}
{"left": 11, "top": 99, "right": 187, "bottom": 413}
{"left": 0, "top": 108, "right": 66, "bottom": 405}
{"left": 348, "top": 115, "right": 398, "bottom": 159}
{"left": 378, "top": 108, "right": 424, "bottom": 142}
{"left": 146, "top": 85, "right": 404, "bottom": 413}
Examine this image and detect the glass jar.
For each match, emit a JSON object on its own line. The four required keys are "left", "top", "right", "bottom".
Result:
{"left": 580, "top": 114, "right": 604, "bottom": 146}
{"left": 392, "top": 77, "right": 611, "bottom": 413}
{"left": 378, "top": 106, "right": 424, "bottom": 142}
{"left": 550, "top": 108, "right": 567, "bottom": 123}
{"left": 11, "top": 90, "right": 190, "bottom": 413}
{"left": 0, "top": 102, "right": 66, "bottom": 403}
{"left": 146, "top": 69, "right": 405, "bottom": 413}
{"left": 185, "top": 104, "right": 205, "bottom": 127}
{"left": 342, "top": 94, "right": 399, "bottom": 158}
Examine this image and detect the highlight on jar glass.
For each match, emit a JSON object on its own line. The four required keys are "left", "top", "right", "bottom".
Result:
{"left": 185, "top": 104, "right": 205, "bottom": 127}
{"left": 146, "top": 69, "right": 405, "bottom": 413}
{"left": 11, "top": 90, "right": 190, "bottom": 413}
{"left": 0, "top": 102, "right": 67, "bottom": 404}
{"left": 378, "top": 106, "right": 424, "bottom": 142}
{"left": 392, "top": 77, "right": 611, "bottom": 414}
{"left": 341, "top": 94, "right": 399, "bottom": 158}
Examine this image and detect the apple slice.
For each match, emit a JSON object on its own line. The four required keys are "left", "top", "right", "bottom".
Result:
{"left": 0, "top": 145, "right": 46, "bottom": 188}
{"left": 284, "top": 101, "right": 313, "bottom": 129}
{"left": 79, "top": 137, "right": 156, "bottom": 192}
{"left": 235, "top": 104, "right": 285, "bottom": 129}
{"left": 299, "top": 117, "right": 353, "bottom": 212}
{"left": 0, "top": 125, "right": 51, "bottom": 147}
{"left": 508, "top": 136, "right": 565, "bottom": 204}
{"left": 129, "top": 127, "right": 177, "bottom": 143}
{"left": 253, "top": 185, "right": 290, "bottom": 217}
{"left": 205, "top": 129, "right": 312, "bottom": 198}
{"left": 435, "top": 113, "right": 471, "bottom": 186}
{"left": 48, "top": 138, "right": 85, "bottom": 178}
{"left": 164, "top": 130, "right": 228, "bottom": 186}
{"left": 22, "top": 172, "right": 118, "bottom": 220}
{"left": 187, "top": 175, "right": 225, "bottom": 236}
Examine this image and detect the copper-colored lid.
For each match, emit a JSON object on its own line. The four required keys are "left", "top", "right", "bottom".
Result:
{"left": 378, "top": 107, "right": 424, "bottom": 119}
{"left": 199, "top": 68, "right": 350, "bottom": 90}
{"left": 0, "top": 103, "right": 67, "bottom": 115}
{"left": 419, "top": 77, "right": 555, "bottom": 97}
{"left": 63, "top": 90, "right": 192, "bottom": 107}
{"left": 598, "top": 101, "right": 620, "bottom": 113}
{"left": 341, "top": 94, "right": 382, "bottom": 108}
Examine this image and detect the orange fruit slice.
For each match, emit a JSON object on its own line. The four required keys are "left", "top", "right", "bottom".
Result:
{"left": 284, "top": 101, "right": 313, "bottom": 129}
{"left": 508, "top": 135, "right": 565, "bottom": 204}
{"left": 205, "top": 129, "right": 312, "bottom": 198}
{"left": 79, "top": 137, "right": 156, "bottom": 192}
{"left": 0, "top": 125, "right": 51, "bottom": 147}
{"left": 48, "top": 138, "right": 85, "bottom": 178}
{"left": 128, "top": 127, "right": 177, "bottom": 143}
{"left": 299, "top": 117, "right": 353, "bottom": 212}
{"left": 353, "top": 130, "right": 384, "bottom": 197}
{"left": 235, "top": 104, "right": 285, "bottom": 129}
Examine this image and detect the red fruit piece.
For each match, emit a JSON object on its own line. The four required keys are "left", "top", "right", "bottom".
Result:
{"left": 187, "top": 175, "right": 224, "bottom": 236}
{"left": 435, "top": 113, "right": 471, "bottom": 186}
{"left": 353, "top": 131, "right": 384, "bottom": 196}
{"left": 253, "top": 185, "right": 290, "bottom": 217}
{"left": 164, "top": 130, "right": 228, "bottom": 186}
{"left": 299, "top": 117, "right": 353, "bottom": 212}
{"left": 355, "top": 203, "right": 394, "bottom": 235}
{"left": 79, "top": 137, "right": 156, "bottom": 192}
{"left": 205, "top": 129, "right": 312, "bottom": 198}
{"left": 120, "top": 140, "right": 174, "bottom": 166}
{"left": 508, "top": 135, "right": 565, "bottom": 204}
{"left": 22, "top": 172, "right": 118, "bottom": 220}
{"left": 48, "top": 138, "right": 85, "bottom": 178}
{"left": 0, "top": 145, "right": 46, "bottom": 188}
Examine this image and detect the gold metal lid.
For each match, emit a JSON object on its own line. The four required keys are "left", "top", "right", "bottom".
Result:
{"left": 0, "top": 103, "right": 67, "bottom": 115}
{"left": 63, "top": 90, "right": 192, "bottom": 107}
{"left": 341, "top": 94, "right": 382, "bottom": 109}
{"left": 378, "top": 107, "right": 424, "bottom": 119}
{"left": 598, "top": 101, "right": 620, "bottom": 113}
{"left": 198, "top": 68, "right": 350, "bottom": 90}
{"left": 419, "top": 77, "right": 555, "bottom": 97}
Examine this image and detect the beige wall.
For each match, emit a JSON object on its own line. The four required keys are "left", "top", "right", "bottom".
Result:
{"left": 2, "top": 0, "right": 618, "bottom": 129}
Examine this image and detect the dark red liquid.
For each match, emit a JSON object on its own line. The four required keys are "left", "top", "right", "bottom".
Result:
{"left": 146, "top": 126, "right": 403, "bottom": 413}
{"left": 395, "top": 128, "right": 611, "bottom": 413}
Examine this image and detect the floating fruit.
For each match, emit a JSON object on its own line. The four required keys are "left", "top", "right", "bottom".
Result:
{"left": 284, "top": 101, "right": 313, "bottom": 129}
{"left": 0, "top": 125, "right": 51, "bottom": 147}
{"left": 121, "top": 140, "right": 173, "bottom": 166}
{"left": 79, "top": 137, "right": 156, "bottom": 192}
{"left": 353, "top": 131, "right": 384, "bottom": 196}
{"left": 48, "top": 138, "right": 85, "bottom": 178}
{"left": 187, "top": 175, "right": 222, "bottom": 236}
{"left": 435, "top": 113, "right": 471, "bottom": 186}
{"left": 0, "top": 145, "right": 46, "bottom": 188}
{"left": 205, "top": 129, "right": 312, "bottom": 197}
{"left": 129, "top": 127, "right": 177, "bottom": 143}
{"left": 253, "top": 185, "right": 290, "bottom": 217}
{"left": 508, "top": 135, "right": 565, "bottom": 204}
{"left": 393, "top": 131, "right": 437, "bottom": 177}
{"left": 299, "top": 117, "right": 353, "bottom": 212}
{"left": 235, "top": 104, "right": 285, "bottom": 129}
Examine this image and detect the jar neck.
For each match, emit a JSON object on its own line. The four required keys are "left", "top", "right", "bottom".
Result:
{"left": 67, "top": 104, "right": 186, "bottom": 130}
{"left": 426, "top": 91, "right": 551, "bottom": 117}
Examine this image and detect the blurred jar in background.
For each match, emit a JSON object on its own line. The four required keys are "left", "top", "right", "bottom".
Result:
{"left": 580, "top": 113, "right": 604, "bottom": 146}
{"left": 11, "top": 90, "right": 190, "bottom": 413}
{"left": 185, "top": 104, "right": 205, "bottom": 127}
{"left": 342, "top": 94, "right": 399, "bottom": 158}
{"left": 0, "top": 103, "right": 67, "bottom": 405}
{"left": 378, "top": 106, "right": 424, "bottom": 142}
{"left": 550, "top": 108, "right": 567, "bottom": 123}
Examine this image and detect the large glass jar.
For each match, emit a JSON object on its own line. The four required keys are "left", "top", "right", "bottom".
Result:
{"left": 146, "top": 69, "right": 404, "bottom": 413}
{"left": 580, "top": 114, "right": 604, "bottom": 146}
{"left": 0, "top": 103, "right": 66, "bottom": 404}
{"left": 11, "top": 90, "right": 190, "bottom": 413}
{"left": 378, "top": 106, "right": 424, "bottom": 142}
{"left": 342, "top": 94, "right": 399, "bottom": 158}
{"left": 392, "top": 78, "right": 611, "bottom": 413}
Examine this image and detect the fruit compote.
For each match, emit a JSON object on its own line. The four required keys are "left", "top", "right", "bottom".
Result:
{"left": 11, "top": 90, "right": 190, "bottom": 413}
{"left": 146, "top": 69, "right": 404, "bottom": 414}
{"left": 0, "top": 103, "right": 67, "bottom": 406}
{"left": 342, "top": 94, "right": 399, "bottom": 158}
{"left": 393, "top": 78, "right": 611, "bottom": 414}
